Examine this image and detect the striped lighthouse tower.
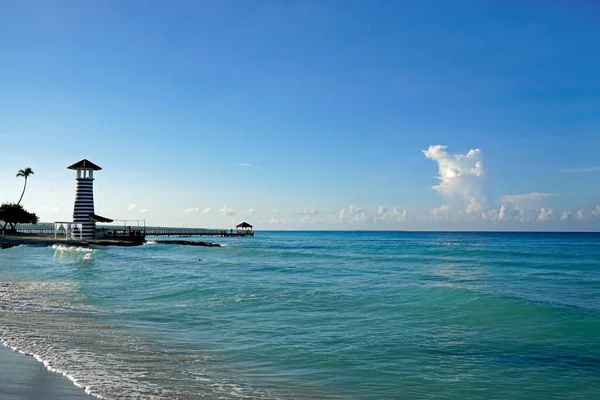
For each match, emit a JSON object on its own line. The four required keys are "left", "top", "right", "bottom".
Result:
{"left": 68, "top": 159, "right": 102, "bottom": 239}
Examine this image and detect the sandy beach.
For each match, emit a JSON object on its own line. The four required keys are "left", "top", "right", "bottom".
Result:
{"left": 0, "top": 346, "right": 90, "bottom": 399}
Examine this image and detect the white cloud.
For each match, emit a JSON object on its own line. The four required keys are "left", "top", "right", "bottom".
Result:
{"left": 393, "top": 207, "right": 407, "bottom": 222}
{"left": 338, "top": 204, "right": 370, "bottom": 224}
{"left": 430, "top": 205, "right": 450, "bottom": 220}
{"left": 562, "top": 166, "right": 600, "bottom": 173}
{"left": 203, "top": 208, "right": 212, "bottom": 214}
{"left": 128, "top": 204, "right": 137, "bottom": 210}
{"left": 295, "top": 209, "right": 320, "bottom": 216}
{"left": 237, "top": 163, "right": 252, "bottom": 167}
{"left": 423, "top": 145, "right": 489, "bottom": 214}
{"left": 375, "top": 206, "right": 407, "bottom": 223}
{"left": 592, "top": 205, "right": 600, "bottom": 217}
{"left": 185, "top": 207, "right": 200, "bottom": 213}
{"left": 248, "top": 208, "right": 257, "bottom": 214}
{"left": 488, "top": 205, "right": 509, "bottom": 222}
{"left": 269, "top": 216, "right": 294, "bottom": 224}
{"left": 220, "top": 205, "right": 237, "bottom": 216}
{"left": 514, "top": 205, "right": 536, "bottom": 223}
{"left": 560, "top": 211, "right": 571, "bottom": 221}
{"left": 293, "top": 209, "right": 322, "bottom": 224}
{"left": 140, "top": 209, "right": 148, "bottom": 214}
{"left": 500, "top": 192, "right": 560, "bottom": 204}
{"left": 537, "top": 208, "right": 553, "bottom": 222}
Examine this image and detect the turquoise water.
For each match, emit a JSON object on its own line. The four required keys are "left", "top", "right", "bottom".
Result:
{"left": 1, "top": 231, "right": 599, "bottom": 399}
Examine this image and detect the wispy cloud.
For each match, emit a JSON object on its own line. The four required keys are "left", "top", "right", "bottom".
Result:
{"left": 203, "top": 208, "right": 212, "bottom": 214}
{"left": 561, "top": 166, "right": 600, "bottom": 173}
{"left": 294, "top": 209, "right": 321, "bottom": 216}
{"left": 185, "top": 207, "right": 200, "bottom": 213}
{"left": 220, "top": 205, "right": 237, "bottom": 216}
{"left": 128, "top": 204, "right": 137, "bottom": 210}
{"left": 500, "top": 192, "right": 559, "bottom": 204}
{"left": 237, "top": 163, "right": 252, "bottom": 167}
{"left": 248, "top": 208, "right": 257, "bottom": 214}
{"left": 423, "top": 145, "right": 489, "bottom": 214}
{"left": 140, "top": 209, "right": 148, "bottom": 214}
{"left": 430, "top": 205, "right": 450, "bottom": 220}
{"left": 560, "top": 211, "right": 571, "bottom": 221}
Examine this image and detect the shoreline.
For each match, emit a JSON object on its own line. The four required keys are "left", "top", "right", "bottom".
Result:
{"left": 0, "top": 344, "right": 92, "bottom": 399}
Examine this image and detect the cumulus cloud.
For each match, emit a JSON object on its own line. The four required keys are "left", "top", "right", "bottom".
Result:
{"left": 220, "top": 205, "right": 237, "bottom": 216}
{"left": 560, "top": 211, "right": 571, "bottom": 221}
{"left": 393, "top": 207, "right": 407, "bottom": 222}
{"left": 185, "top": 207, "right": 200, "bottom": 213}
{"left": 128, "top": 204, "right": 137, "bottom": 210}
{"left": 338, "top": 204, "right": 370, "bottom": 224}
{"left": 375, "top": 206, "right": 407, "bottom": 223}
{"left": 537, "top": 208, "right": 553, "bottom": 222}
{"left": 423, "top": 145, "right": 489, "bottom": 214}
{"left": 487, "top": 205, "right": 510, "bottom": 222}
{"left": 592, "top": 205, "right": 600, "bottom": 217}
{"left": 500, "top": 192, "right": 560, "bottom": 204}
{"left": 562, "top": 166, "right": 600, "bottom": 173}
{"left": 576, "top": 209, "right": 585, "bottom": 220}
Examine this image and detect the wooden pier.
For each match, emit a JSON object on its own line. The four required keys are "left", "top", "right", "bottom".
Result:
{"left": 143, "top": 228, "right": 253, "bottom": 237}
{"left": 14, "top": 227, "right": 254, "bottom": 238}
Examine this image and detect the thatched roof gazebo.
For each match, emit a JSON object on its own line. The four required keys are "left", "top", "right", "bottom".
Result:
{"left": 235, "top": 221, "right": 254, "bottom": 235}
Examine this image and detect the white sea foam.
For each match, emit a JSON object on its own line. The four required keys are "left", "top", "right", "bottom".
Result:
{"left": 51, "top": 244, "right": 95, "bottom": 252}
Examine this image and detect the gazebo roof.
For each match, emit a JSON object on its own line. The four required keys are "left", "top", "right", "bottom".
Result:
{"left": 68, "top": 159, "right": 102, "bottom": 170}
{"left": 236, "top": 221, "right": 253, "bottom": 228}
{"left": 89, "top": 213, "right": 113, "bottom": 223}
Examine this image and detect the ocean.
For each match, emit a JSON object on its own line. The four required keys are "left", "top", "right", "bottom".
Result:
{"left": 0, "top": 231, "right": 599, "bottom": 399}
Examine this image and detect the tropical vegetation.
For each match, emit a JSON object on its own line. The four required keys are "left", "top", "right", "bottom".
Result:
{"left": 0, "top": 202, "right": 39, "bottom": 231}
{"left": 16, "top": 167, "right": 34, "bottom": 204}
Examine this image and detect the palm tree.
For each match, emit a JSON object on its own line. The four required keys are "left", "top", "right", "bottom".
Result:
{"left": 16, "top": 167, "right": 34, "bottom": 205}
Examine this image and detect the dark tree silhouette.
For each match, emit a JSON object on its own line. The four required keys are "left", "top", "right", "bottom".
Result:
{"left": 0, "top": 202, "right": 39, "bottom": 231}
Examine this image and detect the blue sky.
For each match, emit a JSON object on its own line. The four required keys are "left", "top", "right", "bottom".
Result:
{"left": 1, "top": 0, "right": 599, "bottom": 230}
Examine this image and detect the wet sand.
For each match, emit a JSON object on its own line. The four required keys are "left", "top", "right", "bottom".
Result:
{"left": 0, "top": 346, "right": 91, "bottom": 399}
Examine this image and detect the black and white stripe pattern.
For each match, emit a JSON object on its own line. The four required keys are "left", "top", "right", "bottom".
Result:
{"left": 73, "top": 177, "right": 95, "bottom": 239}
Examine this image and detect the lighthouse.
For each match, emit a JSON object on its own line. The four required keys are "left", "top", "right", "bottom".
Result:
{"left": 68, "top": 159, "right": 103, "bottom": 239}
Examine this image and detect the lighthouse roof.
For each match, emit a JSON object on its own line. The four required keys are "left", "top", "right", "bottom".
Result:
{"left": 67, "top": 159, "right": 102, "bottom": 170}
